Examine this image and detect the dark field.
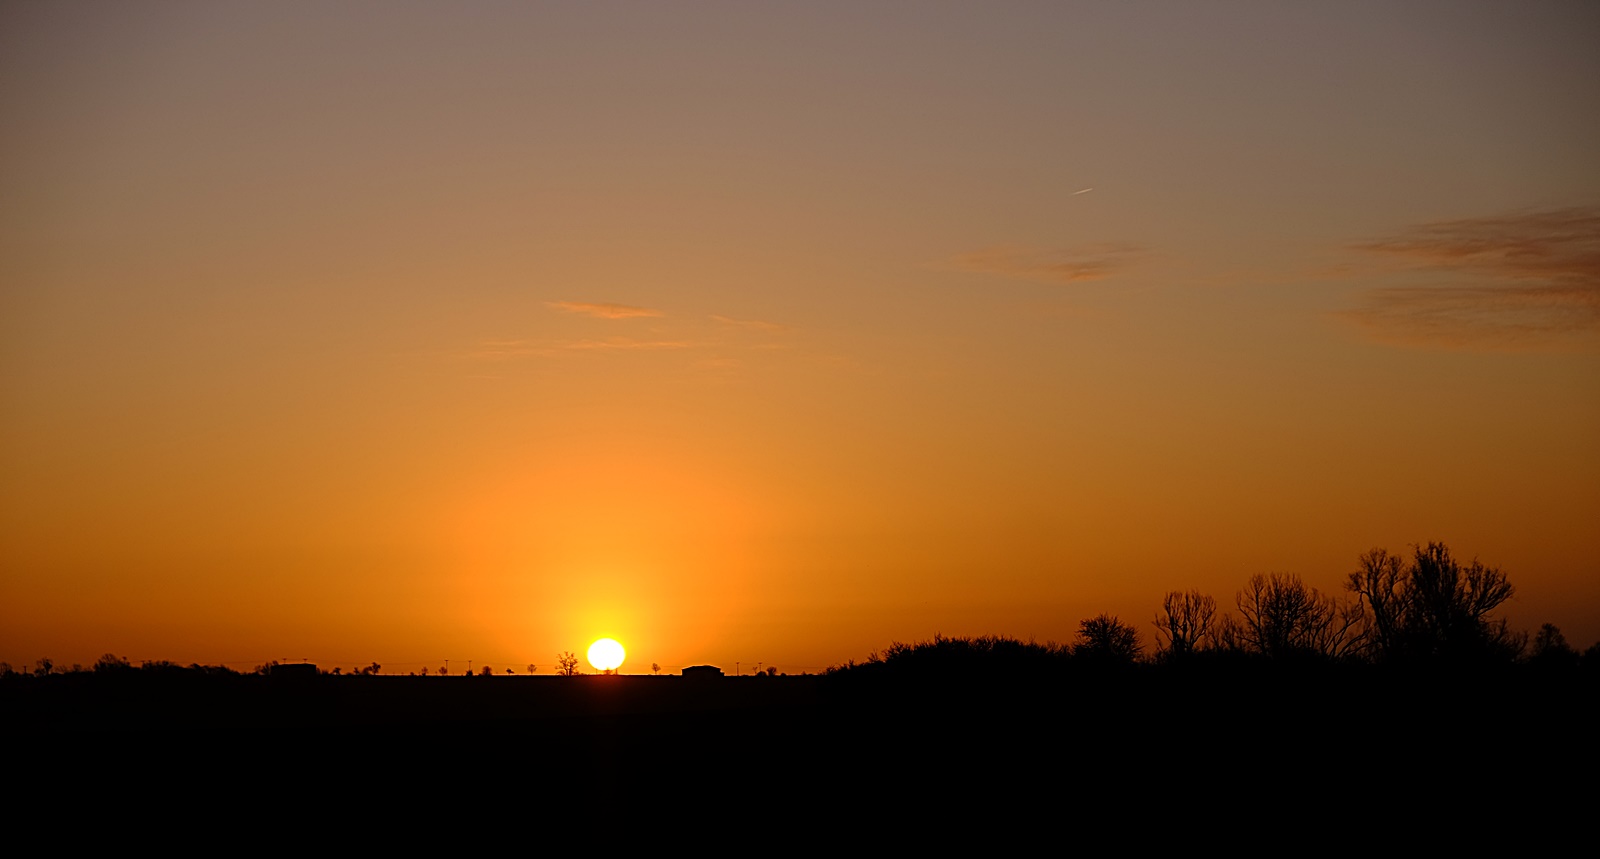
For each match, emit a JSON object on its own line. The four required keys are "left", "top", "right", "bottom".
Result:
{"left": 9, "top": 665, "right": 1593, "bottom": 801}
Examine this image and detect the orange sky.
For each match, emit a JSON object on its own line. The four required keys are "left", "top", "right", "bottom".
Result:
{"left": 3, "top": 2, "right": 1598, "bottom": 673}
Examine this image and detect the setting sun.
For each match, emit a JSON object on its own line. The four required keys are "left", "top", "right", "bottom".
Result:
{"left": 588, "top": 638, "right": 625, "bottom": 673}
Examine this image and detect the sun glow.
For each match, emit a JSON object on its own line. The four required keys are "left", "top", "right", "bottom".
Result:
{"left": 588, "top": 638, "right": 626, "bottom": 673}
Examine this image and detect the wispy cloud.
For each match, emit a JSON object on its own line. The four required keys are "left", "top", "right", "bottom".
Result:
{"left": 547, "top": 301, "right": 664, "bottom": 319}
{"left": 560, "top": 337, "right": 691, "bottom": 351}
{"left": 469, "top": 336, "right": 691, "bottom": 359}
{"left": 947, "top": 242, "right": 1141, "bottom": 285}
{"left": 1339, "top": 207, "right": 1600, "bottom": 350}
{"left": 711, "top": 314, "right": 789, "bottom": 332}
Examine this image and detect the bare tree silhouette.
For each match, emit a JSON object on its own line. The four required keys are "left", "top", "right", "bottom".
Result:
{"left": 1348, "top": 543, "right": 1520, "bottom": 663}
{"left": 94, "top": 653, "right": 132, "bottom": 674}
{"left": 1152, "top": 591, "right": 1217, "bottom": 660}
{"left": 556, "top": 652, "right": 581, "bottom": 676}
{"left": 1235, "top": 573, "right": 1363, "bottom": 660}
{"left": 1073, "top": 614, "right": 1142, "bottom": 663}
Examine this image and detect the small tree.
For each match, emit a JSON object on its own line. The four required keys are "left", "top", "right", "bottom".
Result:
{"left": 1073, "top": 614, "right": 1142, "bottom": 663}
{"left": 94, "top": 653, "right": 133, "bottom": 674}
{"left": 480, "top": 665, "right": 493, "bottom": 676}
{"left": 651, "top": 662, "right": 661, "bottom": 676}
{"left": 556, "top": 651, "right": 581, "bottom": 677}
{"left": 1152, "top": 591, "right": 1217, "bottom": 660}
{"left": 1528, "top": 623, "right": 1579, "bottom": 669}
{"left": 526, "top": 663, "right": 537, "bottom": 675}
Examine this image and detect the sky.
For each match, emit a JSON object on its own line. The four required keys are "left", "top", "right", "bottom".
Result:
{"left": 3, "top": 1, "right": 1598, "bottom": 674}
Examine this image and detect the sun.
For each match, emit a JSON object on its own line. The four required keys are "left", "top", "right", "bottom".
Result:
{"left": 587, "top": 638, "right": 626, "bottom": 673}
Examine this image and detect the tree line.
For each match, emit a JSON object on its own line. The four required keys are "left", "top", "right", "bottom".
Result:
{"left": 837, "top": 541, "right": 1597, "bottom": 674}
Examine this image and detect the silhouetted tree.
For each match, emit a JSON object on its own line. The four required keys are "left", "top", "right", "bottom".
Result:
{"left": 526, "top": 663, "right": 537, "bottom": 674}
{"left": 556, "top": 652, "right": 581, "bottom": 676}
{"left": 438, "top": 665, "right": 447, "bottom": 675}
{"left": 1348, "top": 543, "right": 1520, "bottom": 663}
{"left": 480, "top": 665, "right": 493, "bottom": 676}
{"left": 651, "top": 663, "right": 661, "bottom": 676}
{"left": 1073, "top": 614, "right": 1142, "bottom": 663}
{"left": 1152, "top": 591, "right": 1217, "bottom": 660}
{"left": 420, "top": 666, "right": 430, "bottom": 676}
{"left": 1528, "top": 623, "right": 1579, "bottom": 669}
{"left": 34, "top": 658, "right": 54, "bottom": 677}
{"left": 94, "top": 653, "right": 132, "bottom": 674}
{"left": 1235, "top": 573, "right": 1363, "bottom": 660}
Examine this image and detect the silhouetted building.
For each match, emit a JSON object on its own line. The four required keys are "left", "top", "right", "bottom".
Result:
{"left": 682, "top": 665, "right": 723, "bottom": 678}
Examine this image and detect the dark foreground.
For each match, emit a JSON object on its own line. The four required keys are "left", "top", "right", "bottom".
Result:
{"left": 9, "top": 666, "right": 1594, "bottom": 811}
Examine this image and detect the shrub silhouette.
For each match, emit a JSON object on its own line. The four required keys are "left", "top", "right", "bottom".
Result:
{"left": 831, "top": 634, "right": 1071, "bottom": 678}
{"left": 94, "top": 654, "right": 132, "bottom": 674}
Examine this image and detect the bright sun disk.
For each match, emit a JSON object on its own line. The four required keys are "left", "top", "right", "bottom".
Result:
{"left": 588, "top": 638, "right": 625, "bottom": 672}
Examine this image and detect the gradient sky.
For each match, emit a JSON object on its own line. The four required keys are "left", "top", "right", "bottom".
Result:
{"left": 4, "top": 1, "right": 1598, "bottom": 673}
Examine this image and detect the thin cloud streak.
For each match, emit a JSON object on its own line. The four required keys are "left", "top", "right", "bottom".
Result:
{"left": 469, "top": 337, "right": 693, "bottom": 359}
{"left": 560, "top": 337, "right": 692, "bottom": 351}
{"left": 1341, "top": 207, "right": 1600, "bottom": 350}
{"left": 947, "top": 242, "right": 1141, "bottom": 285}
{"left": 547, "top": 301, "right": 664, "bottom": 319}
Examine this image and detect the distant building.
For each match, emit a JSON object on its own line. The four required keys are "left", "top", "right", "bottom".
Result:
{"left": 681, "top": 665, "right": 723, "bottom": 678}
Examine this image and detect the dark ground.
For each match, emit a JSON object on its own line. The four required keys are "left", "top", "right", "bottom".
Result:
{"left": 8, "top": 666, "right": 1593, "bottom": 800}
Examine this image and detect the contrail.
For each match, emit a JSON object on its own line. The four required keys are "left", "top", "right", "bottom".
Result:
{"left": 1071, "top": 187, "right": 1094, "bottom": 195}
